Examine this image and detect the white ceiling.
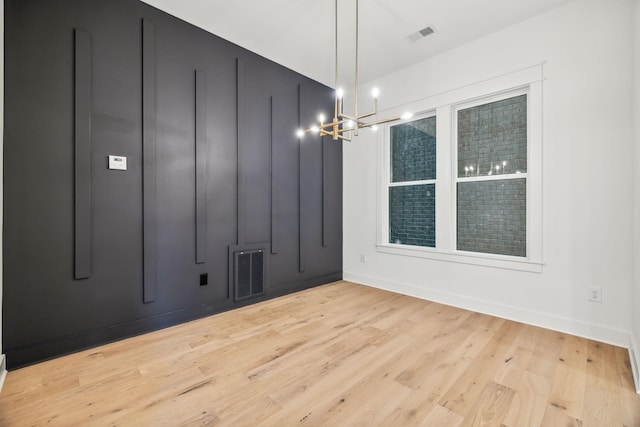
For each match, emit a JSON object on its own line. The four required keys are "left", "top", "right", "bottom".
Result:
{"left": 141, "top": 0, "right": 573, "bottom": 88}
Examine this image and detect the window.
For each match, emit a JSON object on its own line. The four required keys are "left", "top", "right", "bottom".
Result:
{"left": 377, "top": 65, "right": 543, "bottom": 272}
{"left": 455, "top": 93, "right": 527, "bottom": 257}
{"left": 388, "top": 115, "right": 436, "bottom": 247}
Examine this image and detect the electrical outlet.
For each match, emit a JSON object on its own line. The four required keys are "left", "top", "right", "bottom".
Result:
{"left": 588, "top": 287, "right": 602, "bottom": 303}
{"left": 200, "top": 273, "right": 208, "bottom": 286}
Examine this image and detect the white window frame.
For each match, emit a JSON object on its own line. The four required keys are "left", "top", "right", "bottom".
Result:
{"left": 375, "top": 64, "right": 544, "bottom": 273}
{"left": 453, "top": 89, "right": 530, "bottom": 259}
{"left": 386, "top": 112, "right": 437, "bottom": 248}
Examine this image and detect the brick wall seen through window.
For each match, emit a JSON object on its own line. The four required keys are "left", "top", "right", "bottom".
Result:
{"left": 389, "top": 116, "right": 436, "bottom": 248}
{"left": 456, "top": 94, "right": 527, "bottom": 257}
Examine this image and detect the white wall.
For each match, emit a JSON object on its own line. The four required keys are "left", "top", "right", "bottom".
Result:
{"left": 343, "top": 0, "right": 635, "bottom": 347}
{"left": 632, "top": 0, "right": 640, "bottom": 393}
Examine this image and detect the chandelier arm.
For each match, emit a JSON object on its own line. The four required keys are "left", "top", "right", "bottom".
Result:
{"left": 321, "top": 118, "right": 353, "bottom": 129}
{"left": 339, "top": 113, "right": 357, "bottom": 121}
{"left": 338, "top": 113, "right": 376, "bottom": 123}
{"left": 339, "top": 111, "right": 376, "bottom": 121}
{"left": 360, "top": 115, "right": 407, "bottom": 127}
{"left": 358, "top": 111, "right": 376, "bottom": 119}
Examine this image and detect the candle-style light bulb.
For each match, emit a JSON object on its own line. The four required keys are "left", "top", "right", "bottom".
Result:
{"left": 336, "top": 88, "right": 344, "bottom": 99}
{"left": 371, "top": 87, "right": 380, "bottom": 98}
{"left": 296, "top": 129, "right": 304, "bottom": 138}
{"left": 318, "top": 113, "right": 326, "bottom": 123}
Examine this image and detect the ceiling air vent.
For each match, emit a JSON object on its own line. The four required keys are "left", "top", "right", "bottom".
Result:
{"left": 408, "top": 26, "right": 436, "bottom": 43}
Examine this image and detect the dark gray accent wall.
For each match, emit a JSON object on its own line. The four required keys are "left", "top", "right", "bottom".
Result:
{"left": 3, "top": 0, "right": 342, "bottom": 369}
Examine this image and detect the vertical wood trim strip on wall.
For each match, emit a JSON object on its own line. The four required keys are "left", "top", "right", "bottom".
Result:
{"left": 298, "top": 85, "right": 305, "bottom": 273}
{"left": 74, "top": 28, "right": 92, "bottom": 280}
{"left": 270, "top": 96, "right": 279, "bottom": 254}
{"left": 142, "top": 19, "right": 157, "bottom": 303}
{"left": 236, "top": 58, "right": 246, "bottom": 246}
{"left": 195, "top": 69, "right": 207, "bottom": 264}
{"left": 322, "top": 136, "right": 328, "bottom": 247}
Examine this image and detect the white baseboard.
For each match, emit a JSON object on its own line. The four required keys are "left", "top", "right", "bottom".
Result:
{"left": 343, "top": 272, "right": 630, "bottom": 348}
{"left": 630, "top": 334, "right": 640, "bottom": 394}
{"left": 0, "top": 354, "right": 6, "bottom": 393}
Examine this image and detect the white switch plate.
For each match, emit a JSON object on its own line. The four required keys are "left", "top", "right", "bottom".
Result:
{"left": 108, "top": 155, "right": 127, "bottom": 171}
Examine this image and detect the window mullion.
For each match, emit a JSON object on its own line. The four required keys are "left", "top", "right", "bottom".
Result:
{"left": 436, "top": 105, "right": 452, "bottom": 252}
{"left": 389, "top": 179, "right": 436, "bottom": 187}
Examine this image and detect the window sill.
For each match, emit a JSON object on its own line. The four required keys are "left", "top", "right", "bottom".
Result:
{"left": 376, "top": 244, "right": 544, "bottom": 273}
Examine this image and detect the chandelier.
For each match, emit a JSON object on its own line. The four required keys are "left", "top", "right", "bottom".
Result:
{"left": 296, "top": 0, "right": 412, "bottom": 141}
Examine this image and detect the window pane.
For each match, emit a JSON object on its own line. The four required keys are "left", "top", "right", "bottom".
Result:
{"left": 457, "top": 179, "right": 526, "bottom": 257}
{"left": 391, "top": 116, "right": 436, "bottom": 182}
{"left": 458, "top": 94, "right": 527, "bottom": 177}
{"left": 389, "top": 184, "right": 435, "bottom": 247}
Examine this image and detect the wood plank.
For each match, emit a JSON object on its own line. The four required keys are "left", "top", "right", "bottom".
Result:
{"left": 582, "top": 340, "right": 623, "bottom": 426}
{"left": 438, "top": 321, "right": 522, "bottom": 417}
{"left": 501, "top": 370, "right": 550, "bottom": 427}
{"left": 459, "top": 380, "right": 516, "bottom": 427}
{"left": 544, "top": 334, "right": 588, "bottom": 420}
{"left": 0, "top": 281, "right": 638, "bottom": 426}
{"left": 419, "top": 404, "right": 464, "bottom": 427}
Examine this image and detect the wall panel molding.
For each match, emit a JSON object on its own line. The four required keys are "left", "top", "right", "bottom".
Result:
{"left": 270, "top": 96, "right": 280, "bottom": 254}
{"left": 73, "top": 28, "right": 92, "bottom": 280}
{"left": 322, "top": 135, "right": 328, "bottom": 248}
{"left": 297, "top": 85, "right": 304, "bottom": 273}
{"left": 195, "top": 69, "right": 207, "bottom": 264}
{"left": 142, "top": 18, "right": 157, "bottom": 303}
{"left": 236, "top": 57, "right": 247, "bottom": 246}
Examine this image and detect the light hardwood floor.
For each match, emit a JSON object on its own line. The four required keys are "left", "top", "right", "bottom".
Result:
{"left": 0, "top": 281, "right": 638, "bottom": 426}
